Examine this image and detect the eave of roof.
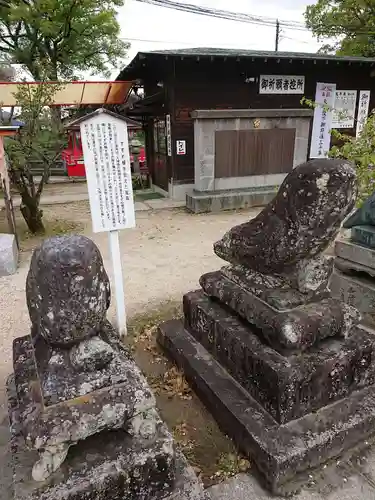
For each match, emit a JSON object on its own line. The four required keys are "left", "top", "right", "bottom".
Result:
{"left": 64, "top": 108, "right": 141, "bottom": 129}
{"left": 118, "top": 47, "right": 375, "bottom": 79}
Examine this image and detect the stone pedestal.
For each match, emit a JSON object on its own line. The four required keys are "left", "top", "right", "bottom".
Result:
{"left": 158, "top": 159, "right": 375, "bottom": 494}
{"left": 330, "top": 236, "right": 375, "bottom": 327}
{"left": 0, "top": 233, "right": 18, "bottom": 276}
{"left": 7, "top": 235, "right": 205, "bottom": 500}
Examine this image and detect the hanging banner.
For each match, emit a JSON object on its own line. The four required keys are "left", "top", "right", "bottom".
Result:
{"left": 166, "top": 114, "right": 172, "bottom": 157}
{"left": 356, "top": 90, "right": 371, "bottom": 138}
{"left": 0, "top": 137, "right": 10, "bottom": 195}
{"left": 310, "top": 82, "right": 336, "bottom": 159}
{"left": 332, "top": 90, "right": 357, "bottom": 129}
{"left": 259, "top": 75, "right": 305, "bottom": 94}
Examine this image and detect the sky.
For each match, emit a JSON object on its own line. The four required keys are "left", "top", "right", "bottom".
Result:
{"left": 113, "top": 0, "right": 323, "bottom": 78}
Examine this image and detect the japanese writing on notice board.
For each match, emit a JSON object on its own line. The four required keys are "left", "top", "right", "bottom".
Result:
{"left": 166, "top": 114, "right": 172, "bottom": 157}
{"left": 356, "top": 90, "right": 371, "bottom": 138}
{"left": 332, "top": 90, "right": 357, "bottom": 129}
{"left": 310, "top": 82, "right": 336, "bottom": 159}
{"left": 259, "top": 75, "right": 305, "bottom": 94}
{"left": 81, "top": 115, "right": 135, "bottom": 233}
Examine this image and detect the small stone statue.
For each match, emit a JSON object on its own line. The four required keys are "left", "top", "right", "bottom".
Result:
{"left": 7, "top": 235, "right": 206, "bottom": 500}
{"left": 343, "top": 190, "right": 375, "bottom": 228}
{"left": 26, "top": 234, "right": 111, "bottom": 346}
{"left": 200, "top": 159, "right": 361, "bottom": 352}
{"left": 15, "top": 235, "right": 160, "bottom": 483}
{"left": 215, "top": 158, "right": 357, "bottom": 280}
{"left": 341, "top": 190, "right": 375, "bottom": 248}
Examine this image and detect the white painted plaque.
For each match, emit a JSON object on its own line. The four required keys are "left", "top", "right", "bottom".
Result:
{"left": 0, "top": 137, "right": 10, "bottom": 195}
{"left": 166, "top": 114, "right": 172, "bottom": 157}
{"left": 80, "top": 112, "right": 135, "bottom": 233}
{"left": 310, "top": 82, "right": 336, "bottom": 159}
{"left": 176, "top": 139, "right": 186, "bottom": 155}
{"left": 332, "top": 90, "right": 357, "bottom": 129}
{"left": 356, "top": 90, "right": 371, "bottom": 138}
{"left": 259, "top": 75, "right": 305, "bottom": 94}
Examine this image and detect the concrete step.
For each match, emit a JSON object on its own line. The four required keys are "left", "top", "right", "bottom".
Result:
{"left": 186, "top": 187, "right": 277, "bottom": 214}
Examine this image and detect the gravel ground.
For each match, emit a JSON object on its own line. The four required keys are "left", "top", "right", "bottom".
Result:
{"left": 0, "top": 203, "right": 259, "bottom": 417}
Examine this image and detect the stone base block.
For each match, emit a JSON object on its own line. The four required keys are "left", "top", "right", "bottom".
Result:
{"left": 183, "top": 290, "right": 375, "bottom": 423}
{"left": 351, "top": 225, "right": 375, "bottom": 249}
{"left": 335, "top": 238, "right": 375, "bottom": 276}
{"left": 7, "top": 373, "right": 206, "bottom": 500}
{"left": 0, "top": 233, "right": 18, "bottom": 276}
{"left": 186, "top": 188, "right": 276, "bottom": 214}
{"left": 330, "top": 269, "right": 375, "bottom": 327}
{"left": 199, "top": 271, "right": 359, "bottom": 353}
{"left": 158, "top": 319, "right": 375, "bottom": 495}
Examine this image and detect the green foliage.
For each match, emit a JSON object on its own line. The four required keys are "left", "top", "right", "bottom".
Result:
{"left": 301, "top": 96, "right": 375, "bottom": 206}
{"left": 3, "top": 81, "right": 67, "bottom": 233}
{"left": 305, "top": 0, "right": 375, "bottom": 56}
{"left": 5, "top": 81, "right": 66, "bottom": 180}
{"left": 329, "top": 114, "right": 375, "bottom": 206}
{"left": 0, "top": 0, "right": 129, "bottom": 80}
{"left": 134, "top": 130, "right": 145, "bottom": 144}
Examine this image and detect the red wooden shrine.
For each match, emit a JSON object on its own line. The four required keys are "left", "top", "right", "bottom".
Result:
{"left": 62, "top": 117, "right": 146, "bottom": 178}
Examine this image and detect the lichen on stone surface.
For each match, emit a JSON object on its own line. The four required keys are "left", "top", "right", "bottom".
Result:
{"left": 12, "top": 235, "right": 181, "bottom": 488}
{"left": 214, "top": 159, "right": 357, "bottom": 278}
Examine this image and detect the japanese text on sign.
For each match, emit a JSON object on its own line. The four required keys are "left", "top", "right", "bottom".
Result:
{"left": 356, "top": 90, "right": 371, "bottom": 138}
{"left": 259, "top": 75, "right": 305, "bottom": 94}
{"left": 80, "top": 114, "right": 135, "bottom": 233}
{"left": 310, "top": 82, "right": 336, "bottom": 159}
{"left": 332, "top": 90, "right": 357, "bottom": 129}
{"left": 176, "top": 140, "right": 186, "bottom": 155}
{"left": 166, "top": 114, "right": 172, "bottom": 157}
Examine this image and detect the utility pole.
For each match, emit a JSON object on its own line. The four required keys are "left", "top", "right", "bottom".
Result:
{"left": 275, "top": 19, "right": 280, "bottom": 52}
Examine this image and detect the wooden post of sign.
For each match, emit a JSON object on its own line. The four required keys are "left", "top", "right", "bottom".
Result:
{"left": 108, "top": 229, "right": 127, "bottom": 337}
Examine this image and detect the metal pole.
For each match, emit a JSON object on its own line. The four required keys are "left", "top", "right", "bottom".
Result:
{"left": 108, "top": 229, "right": 127, "bottom": 337}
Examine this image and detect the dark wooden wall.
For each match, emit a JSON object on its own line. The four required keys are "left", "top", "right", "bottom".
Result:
{"left": 129, "top": 55, "right": 375, "bottom": 187}
{"left": 167, "top": 57, "right": 374, "bottom": 183}
{"left": 215, "top": 129, "right": 296, "bottom": 178}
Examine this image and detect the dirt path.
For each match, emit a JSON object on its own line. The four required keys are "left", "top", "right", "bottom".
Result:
{"left": 0, "top": 203, "right": 259, "bottom": 417}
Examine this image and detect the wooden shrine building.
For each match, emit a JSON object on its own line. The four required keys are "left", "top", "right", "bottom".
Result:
{"left": 117, "top": 48, "right": 375, "bottom": 211}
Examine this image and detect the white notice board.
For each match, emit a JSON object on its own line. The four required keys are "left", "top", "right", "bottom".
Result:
{"left": 259, "top": 75, "right": 305, "bottom": 94}
{"left": 332, "top": 90, "right": 357, "bottom": 129}
{"left": 310, "top": 82, "right": 336, "bottom": 159}
{"left": 356, "top": 90, "right": 371, "bottom": 137}
{"left": 176, "top": 140, "right": 186, "bottom": 155}
{"left": 80, "top": 113, "right": 135, "bottom": 233}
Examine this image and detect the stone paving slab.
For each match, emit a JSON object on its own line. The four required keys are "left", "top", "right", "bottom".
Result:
{"left": 0, "top": 194, "right": 183, "bottom": 211}
{"left": 144, "top": 199, "right": 186, "bottom": 210}
{"left": 207, "top": 470, "right": 375, "bottom": 500}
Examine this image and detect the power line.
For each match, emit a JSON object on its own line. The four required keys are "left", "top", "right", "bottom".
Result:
{"left": 132, "top": 0, "right": 308, "bottom": 30}
{"left": 120, "top": 36, "right": 267, "bottom": 47}
{"left": 281, "top": 35, "right": 312, "bottom": 45}
{"left": 132, "top": 0, "right": 375, "bottom": 37}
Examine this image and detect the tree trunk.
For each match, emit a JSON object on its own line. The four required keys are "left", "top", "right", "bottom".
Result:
{"left": 20, "top": 193, "right": 45, "bottom": 234}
